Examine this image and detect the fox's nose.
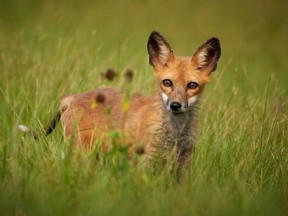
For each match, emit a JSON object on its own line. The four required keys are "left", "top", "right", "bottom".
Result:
{"left": 170, "top": 102, "right": 182, "bottom": 112}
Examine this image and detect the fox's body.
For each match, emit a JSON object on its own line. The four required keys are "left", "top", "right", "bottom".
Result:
{"left": 20, "top": 31, "right": 221, "bottom": 168}
{"left": 125, "top": 92, "right": 198, "bottom": 164}
{"left": 59, "top": 88, "right": 122, "bottom": 149}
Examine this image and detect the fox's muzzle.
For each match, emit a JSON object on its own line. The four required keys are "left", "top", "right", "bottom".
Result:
{"left": 170, "top": 102, "right": 182, "bottom": 112}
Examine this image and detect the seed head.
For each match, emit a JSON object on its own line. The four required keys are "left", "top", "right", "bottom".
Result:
{"left": 101, "top": 68, "right": 116, "bottom": 81}
{"left": 135, "top": 146, "right": 145, "bottom": 155}
{"left": 124, "top": 69, "right": 134, "bottom": 82}
{"left": 95, "top": 93, "right": 106, "bottom": 103}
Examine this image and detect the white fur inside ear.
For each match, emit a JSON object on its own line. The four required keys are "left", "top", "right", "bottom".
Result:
{"left": 158, "top": 44, "right": 171, "bottom": 64}
{"left": 18, "top": 124, "right": 30, "bottom": 133}
{"left": 198, "top": 51, "right": 208, "bottom": 66}
{"left": 159, "top": 45, "right": 169, "bottom": 57}
{"left": 188, "top": 95, "right": 198, "bottom": 107}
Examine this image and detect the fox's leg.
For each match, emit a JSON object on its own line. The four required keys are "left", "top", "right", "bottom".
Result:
{"left": 175, "top": 143, "right": 194, "bottom": 179}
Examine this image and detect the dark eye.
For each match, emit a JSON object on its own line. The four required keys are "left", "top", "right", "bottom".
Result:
{"left": 187, "top": 82, "right": 198, "bottom": 89}
{"left": 162, "top": 79, "right": 173, "bottom": 87}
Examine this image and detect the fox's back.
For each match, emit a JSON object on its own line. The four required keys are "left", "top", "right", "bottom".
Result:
{"left": 59, "top": 88, "right": 122, "bottom": 145}
{"left": 125, "top": 94, "right": 163, "bottom": 141}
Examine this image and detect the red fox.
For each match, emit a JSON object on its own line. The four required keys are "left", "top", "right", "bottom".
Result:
{"left": 19, "top": 31, "right": 221, "bottom": 168}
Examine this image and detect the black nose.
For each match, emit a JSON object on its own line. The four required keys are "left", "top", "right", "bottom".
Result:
{"left": 170, "top": 102, "right": 182, "bottom": 112}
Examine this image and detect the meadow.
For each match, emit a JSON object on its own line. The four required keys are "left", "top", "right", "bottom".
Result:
{"left": 0, "top": 0, "right": 288, "bottom": 215}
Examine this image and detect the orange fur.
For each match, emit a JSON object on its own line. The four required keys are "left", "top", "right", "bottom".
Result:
{"left": 59, "top": 88, "right": 122, "bottom": 149}
{"left": 26, "top": 31, "right": 221, "bottom": 167}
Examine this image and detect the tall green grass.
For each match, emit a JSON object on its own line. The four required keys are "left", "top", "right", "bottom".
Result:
{"left": 0, "top": 0, "right": 287, "bottom": 215}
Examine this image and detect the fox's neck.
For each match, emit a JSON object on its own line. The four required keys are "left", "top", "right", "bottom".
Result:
{"left": 162, "top": 107, "right": 197, "bottom": 138}
{"left": 159, "top": 103, "right": 198, "bottom": 163}
{"left": 152, "top": 93, "right": 199, "bottom": 146}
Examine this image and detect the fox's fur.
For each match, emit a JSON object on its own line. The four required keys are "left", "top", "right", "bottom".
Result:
{"left": 19, "top": 31, "right": 221, "bottom": 169}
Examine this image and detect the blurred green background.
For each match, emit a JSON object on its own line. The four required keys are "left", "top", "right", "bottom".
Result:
{"left": 1, "top": 0, "right": 287, "bottom": 122}
{"left": 1, "top": 0, "right": 287, "bottom": 90}
{"left": 0, "top": 0, "right": 287, "bottom": 215}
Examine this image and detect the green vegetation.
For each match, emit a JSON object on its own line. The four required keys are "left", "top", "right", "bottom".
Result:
{"left": 0, "top": 0, "right": 287, "bottom": 215}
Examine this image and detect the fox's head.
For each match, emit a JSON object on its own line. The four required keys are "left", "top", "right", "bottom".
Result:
{"left": 147, "top": 31, "right": 221, "bottom": 114}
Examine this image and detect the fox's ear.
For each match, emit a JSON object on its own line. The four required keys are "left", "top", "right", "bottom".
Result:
{"left": 147, "top": 31, "right": 174, "bottom": 68}
{"left": 192, "top": 37, "right": 221, "bottom": 73}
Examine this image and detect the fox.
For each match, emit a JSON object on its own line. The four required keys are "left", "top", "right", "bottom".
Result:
{"left": 18, "top": 31, "right": 221, "bottom": 169}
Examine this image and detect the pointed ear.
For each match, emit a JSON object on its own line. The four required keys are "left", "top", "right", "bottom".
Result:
{"left": 192, "top": 37, "right": 221, "bottom": 73}
{"left": 147, "top": 31, "right": 174, "bottom": 68}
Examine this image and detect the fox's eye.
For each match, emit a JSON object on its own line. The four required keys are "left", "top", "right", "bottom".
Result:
{"left": 162, "top": 79, "right": 173, "bottom": 87}
{"left": 187, "top": 82, "right": 198, "bottom": 89}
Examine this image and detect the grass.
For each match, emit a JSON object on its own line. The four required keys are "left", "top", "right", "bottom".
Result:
{"left": 0, "top": 0, "right": 288, "bottom": 215}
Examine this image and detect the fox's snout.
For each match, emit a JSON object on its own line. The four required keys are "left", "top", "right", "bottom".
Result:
{"left": 161, "top": 91, "right": 198, "bottom": 114}
{"left": 170, "top": 102, "right": 182, "bottom": 112}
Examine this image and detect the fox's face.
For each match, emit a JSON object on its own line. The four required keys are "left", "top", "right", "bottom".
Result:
{"left": 147, "top": 31, "right": 221, "bottom": 114}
